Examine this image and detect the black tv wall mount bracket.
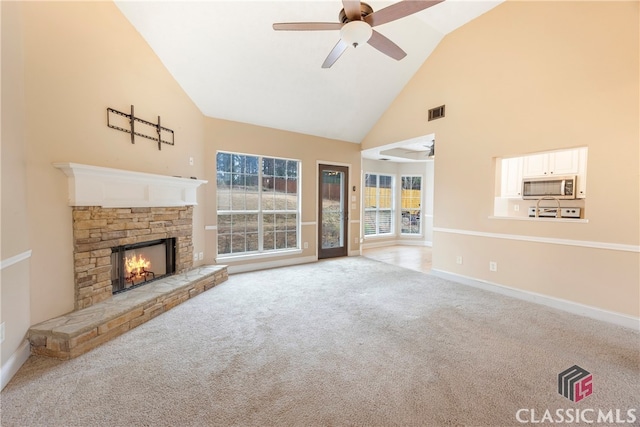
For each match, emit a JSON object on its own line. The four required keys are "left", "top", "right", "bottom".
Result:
{"left": 107, "top": 105, "right": 175, "bottom": 150}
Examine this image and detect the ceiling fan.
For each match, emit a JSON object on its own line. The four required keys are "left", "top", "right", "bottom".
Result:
{"left": 273, "top": 0, "right": 444, "bottom": 68}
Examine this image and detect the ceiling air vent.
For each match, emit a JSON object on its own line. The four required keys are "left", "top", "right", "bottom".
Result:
{"left": 428, "top": 105, "right": 445, "bottom": 121}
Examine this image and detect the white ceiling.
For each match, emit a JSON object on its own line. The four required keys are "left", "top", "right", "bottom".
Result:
{"left": 361, "top": 132, "right": 436, "bottom": 162}
{"left": 115, "top": 0, "right": 502, "bottom": 147}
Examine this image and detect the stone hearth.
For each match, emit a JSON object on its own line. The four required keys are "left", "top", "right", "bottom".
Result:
{"left": 28, "top": 265, "right": 227, "bottom": 359}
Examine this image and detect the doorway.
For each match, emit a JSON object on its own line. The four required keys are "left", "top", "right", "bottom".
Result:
{"left": 318, "top": 164, "right": 349, "bottom": 259}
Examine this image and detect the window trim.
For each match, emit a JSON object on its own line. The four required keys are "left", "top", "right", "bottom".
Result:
{"left": 363, "top": 172, "right": 395, "bottom": 237}
{"left": 216, "top": 151, "right": 301, "bottom": 258}
{"left": 400, "top": 174, "right": 423, "bottom": 236}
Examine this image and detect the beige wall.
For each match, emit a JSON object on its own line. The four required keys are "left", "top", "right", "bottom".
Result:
{"left": 1, "top": 0, "right": 32, "bottom": 366}
{"left": 20, "top": 1, "right": 206, "bottom": 324}
{"left": 362, "top": 1, "right": 639, "bottom": 316}
{"left": 204, "top": 117, "right": 362, "bottom": 268}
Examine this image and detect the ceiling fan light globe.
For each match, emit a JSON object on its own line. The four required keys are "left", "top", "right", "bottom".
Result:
{"left": 340, "top": 21, "right": 372, "bottom": 47}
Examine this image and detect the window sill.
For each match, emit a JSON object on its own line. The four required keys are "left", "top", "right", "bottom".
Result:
{"left": 217, "top": 248, "right": 303, "bottom": 263}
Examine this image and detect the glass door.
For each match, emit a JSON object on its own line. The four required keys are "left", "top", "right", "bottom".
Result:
{"left": 318, "top": 164, "right": 349, "bottom": 259}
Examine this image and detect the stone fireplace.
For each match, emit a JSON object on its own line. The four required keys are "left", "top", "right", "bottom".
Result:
{"left": 54, "top": 162, "right": 208, "bottom": 309}
{"left": 72, "top": 205, "right": 192, "bottom": 309}
{"left": 27, "top": 163, "right": 227, "bottom": 360}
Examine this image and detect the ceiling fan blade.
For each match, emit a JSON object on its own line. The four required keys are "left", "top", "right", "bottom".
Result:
{"left": 273, "top": 22, "right": 344, "bottom": 31}
{"left": 342, "top": 0, "right": 363, "bottom": 21}
{"left": 322, "top": 39, "right": 349, "bottom": 68}
{"left": 365, "top": 0, "right": 444, "bottom": 27}
{"left": 367, "top": 30, "right": 406, "bottom": 61}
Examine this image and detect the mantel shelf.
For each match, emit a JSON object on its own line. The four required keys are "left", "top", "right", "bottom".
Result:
{"left": 53, "top": 162, "right": 207, "bottom": 208}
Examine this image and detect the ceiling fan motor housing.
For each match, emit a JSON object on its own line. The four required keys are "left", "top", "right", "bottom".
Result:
{"left": 339, "top": 2, "right": 374, "bottom": 47}
{"left": 339, "top": 2, "right": 373, "bottom": 23}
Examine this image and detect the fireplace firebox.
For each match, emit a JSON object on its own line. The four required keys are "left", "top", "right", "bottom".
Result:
{"left": 111, "top": 238, "right": 176, "bottom": 294}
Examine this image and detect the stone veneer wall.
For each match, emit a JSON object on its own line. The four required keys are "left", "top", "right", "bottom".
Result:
{"left": 73, "top": 206, "right": 194, "bottom": 309}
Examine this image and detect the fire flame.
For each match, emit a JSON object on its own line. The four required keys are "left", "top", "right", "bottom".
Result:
{"left": 125, "top": 253, "right": 150, "bottom": 278}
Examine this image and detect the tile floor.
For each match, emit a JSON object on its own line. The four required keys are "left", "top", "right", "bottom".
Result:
{"left": 361, "top": 245, "right": 432, "bottom": 274}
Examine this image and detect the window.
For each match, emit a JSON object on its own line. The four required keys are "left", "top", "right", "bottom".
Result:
{"left": 401, "top": 176, "right": 422, "bottom": 234}
{"left": 216, "top": 152, "right": 299, "bottom": 256}
{"left": 364, "top": 173, "right": 393, "bottom": 236}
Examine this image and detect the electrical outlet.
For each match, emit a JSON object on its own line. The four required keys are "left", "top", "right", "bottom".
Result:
{"left": 189, "top": 157, "right": 194, "bottom": 166}
{"left": 514, "top": 205, "right": 520, "bottom": 212}
{"left": 0, "top": 322, "right": 5, "bottom": 344}
{"left": 456, "top": 256, "right": 463, "bottom": 265}
{"left": 198, "top": 252, "right": 203, "bottom": 260}
{"left": 193, "top": 253, "right": 198, "bottom": 262}
{"left": 304, "top": 242, "right": 308, "bottom": 249}
{"left": 489, "top": 261, "right": 498, "bottom": 272}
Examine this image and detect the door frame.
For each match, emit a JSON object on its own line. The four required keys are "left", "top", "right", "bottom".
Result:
{"left": 318, "top": 163, "right": 350, "bottom": 259}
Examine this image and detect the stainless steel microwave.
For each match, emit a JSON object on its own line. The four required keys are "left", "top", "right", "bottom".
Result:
{"left": 522, "top": 175, "right": 577, "bottom": 199}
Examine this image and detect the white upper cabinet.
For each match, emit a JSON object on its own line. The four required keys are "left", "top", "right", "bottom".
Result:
{"left": 523, "top": 149, "right": 580, "bottom": 177}
{"left": 576, "top": 147, "right": 588, "bottom": 198}
{"left": 549, "top": 149, "right": 581, "bottom": 175}
{"left": 522, "top": 153, "right": 547, "bottom": 177}
{"left": 500, "top": 157, "right": 524, "bottom": 198}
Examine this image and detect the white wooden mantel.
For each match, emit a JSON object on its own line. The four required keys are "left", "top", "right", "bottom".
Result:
{"left": 53, "top": 162, "right": 207, "bottom": 208}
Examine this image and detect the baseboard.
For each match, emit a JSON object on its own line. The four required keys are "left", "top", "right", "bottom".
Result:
{"left": 1, "top": 340, "right": 30, "bottom": 391}
{"left": 397, "top": 239, "right": 432, "bottom": 247}
{"left": 227, "top": 255, "right": 318, "bottom": 274}
{"left": 430, "top": 269, "right": 640, "bottom": 331}
{"left": 362, "top": 239, "right": 432, "bottom": 250}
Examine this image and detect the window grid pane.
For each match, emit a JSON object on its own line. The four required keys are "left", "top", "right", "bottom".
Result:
{"left": 364, "top": 211, "right": 376, "bottom": 236}
{"left": 377, "top": 210, "right": 392, "bottom": 234}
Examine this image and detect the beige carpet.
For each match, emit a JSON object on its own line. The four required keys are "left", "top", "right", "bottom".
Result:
{"left": 1, "top": 257, "right": 638, "bottom": 426}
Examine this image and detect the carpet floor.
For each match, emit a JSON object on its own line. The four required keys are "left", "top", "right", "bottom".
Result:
{"left": 1, "top": 257, "right": 638, "bottom": 426}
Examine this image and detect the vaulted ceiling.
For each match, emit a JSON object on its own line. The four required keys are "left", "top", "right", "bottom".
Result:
{"left": 115, "top": 1, "right": 502, "bottom": 146}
